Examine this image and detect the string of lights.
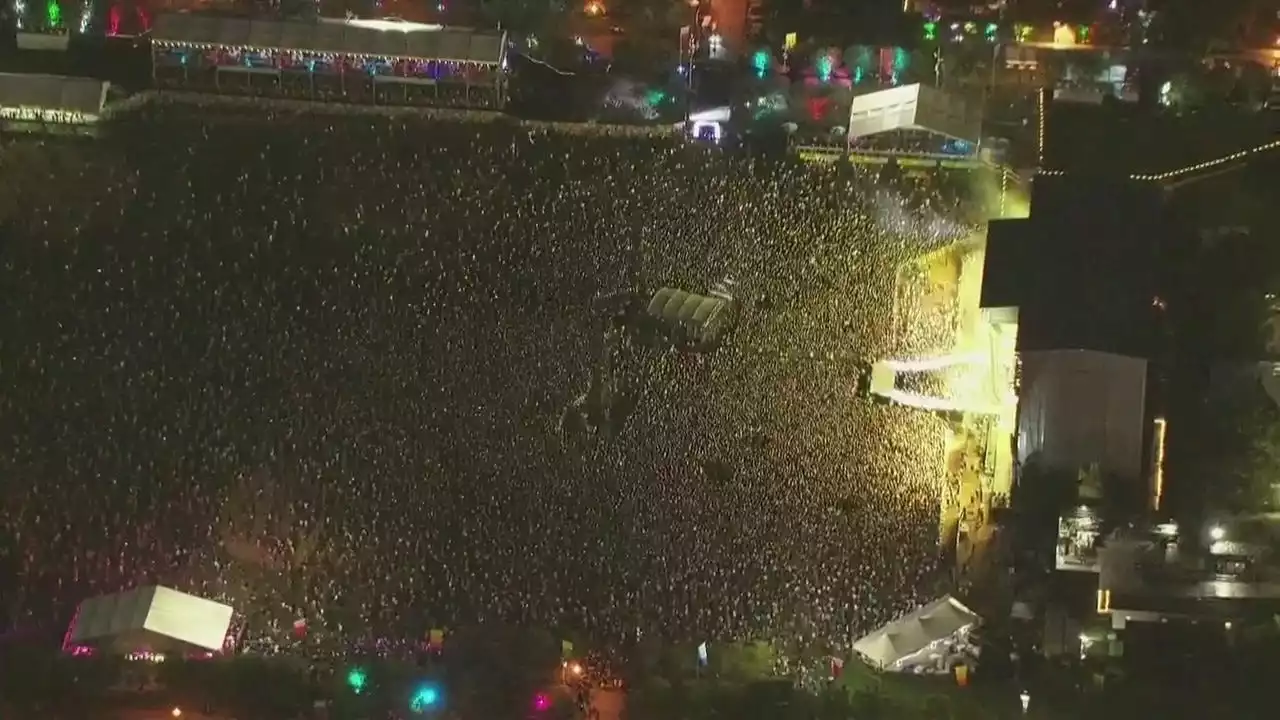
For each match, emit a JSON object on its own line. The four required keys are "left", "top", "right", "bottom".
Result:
{"left": 1037, "top": 138, "right": 1280, "bottom": 184}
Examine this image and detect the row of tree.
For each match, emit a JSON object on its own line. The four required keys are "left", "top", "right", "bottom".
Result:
{"left": 13, "top": 623, "right": 1280, "bottom": 719}
{"left": 1163, "top": 146, "right": 1280, "bottom": 519}
{"left": 0, "top": 630, "right": 1041, "bottom": 720}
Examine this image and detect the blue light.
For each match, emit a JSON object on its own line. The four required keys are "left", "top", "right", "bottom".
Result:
{"left": 409, "top": 684, "right": 440, "bottom": 713}
{"left": 751, "top": 49, "right": 769, "bottom": 75}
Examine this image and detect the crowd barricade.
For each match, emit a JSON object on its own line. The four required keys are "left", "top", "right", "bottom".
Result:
{"left": 107, "top": 91, "right": 682, "bottom": 138}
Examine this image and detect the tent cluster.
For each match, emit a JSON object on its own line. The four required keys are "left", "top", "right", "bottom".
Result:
{"left": 852, "top": 595, "right": 980, "bottom": 672}
{"left": 65, "top": 586, "right": 234, "bottom": 656}
{"left": 638, "top": 279, "right": 741, "bottom": 353}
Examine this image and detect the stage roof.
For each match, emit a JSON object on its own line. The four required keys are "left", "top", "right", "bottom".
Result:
{"left": 67, "top": 585, "right": 233, "bottom": 654}
{"left": 151, "top": 13, "right": 506, "bottom": 65}
{"left": 852, "top": 595, "right": 979, "bottom": 670}
{"left": 0, "top": 73, "right": 109, "bottom": 118}
{"left": 846, "top": 84, "right": 981, "bottom": 147}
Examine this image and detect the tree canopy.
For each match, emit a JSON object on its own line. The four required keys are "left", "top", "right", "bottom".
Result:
{"left": 1163, "top": 150, "right": 1280, "bottom": 516}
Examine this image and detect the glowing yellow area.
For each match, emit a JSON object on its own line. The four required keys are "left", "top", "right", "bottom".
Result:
{"left": 881, "top": 207, "right": 1021, "bottom": 557}
{"left": 859, "top": 163, "right": 1030, "bottom": 565}
{"left": 927, "top": 237, "right": 1018, "bottom": 560}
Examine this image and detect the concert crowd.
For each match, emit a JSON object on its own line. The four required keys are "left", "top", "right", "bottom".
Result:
{"left": 0, "top": 98, "right": 980, "bottom": 656}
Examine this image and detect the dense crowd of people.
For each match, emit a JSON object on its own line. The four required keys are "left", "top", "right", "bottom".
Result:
{"left": 0, "top": 98, "right": 981, "bottom": 655}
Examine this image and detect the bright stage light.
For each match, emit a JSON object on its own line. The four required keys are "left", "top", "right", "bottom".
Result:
{"left": 881, "top": 352, "right": 985, "bottom": 373}
{"left": 346, "top": 667, "right": 369, "bottom": 693}
{"left": 409, "top": 683, "right": 441, "bottom": 712}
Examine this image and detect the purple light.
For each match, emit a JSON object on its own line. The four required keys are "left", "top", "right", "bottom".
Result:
{"left": 533, "top": 692, "right": 551, "bottom": 712}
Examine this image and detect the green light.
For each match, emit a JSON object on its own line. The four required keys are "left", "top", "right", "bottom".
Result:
{"left": 644, "top": 89, "right": 666, "bottom": 106}
{"left": 816, "top": 55, "right": 833, "bottom": 82}
{"left": 985, "top": 23, "right": 997, "bottom": 38}
{"left": 46, "top": 0, "right": 61, "bottom": 27}
{"left": 923, "top": 21, "right": 937, "bottom": 41}
{"left": 346, "top": 667, "right": 368, "bottom": 693}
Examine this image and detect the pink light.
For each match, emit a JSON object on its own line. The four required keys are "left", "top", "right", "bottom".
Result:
{"left": 61, "top": 603, "right": 82, "bottom": 653}
{"left": 533, "top": 692, "right": 551, "bottom": 712}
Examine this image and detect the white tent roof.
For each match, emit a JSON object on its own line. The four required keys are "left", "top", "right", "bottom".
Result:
{"left": 67, "top": 585, "right": 234, "bottom": 653}
{"left": 0, "top": 73, "right": 109, "bottom": 118}
{"left": 846, "top": 83, "right": 980, "bottom": 145}
{"left": 852, "top": 595, "right": 980, "bottom": 669}
{"left": 688, "top": 105, "right": 730, "bottom": 123}
{"left": 152, "top": 13, "right": 506, "bottom": 65}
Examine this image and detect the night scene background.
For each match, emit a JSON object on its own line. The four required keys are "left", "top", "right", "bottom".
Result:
{"left": 0, "top": 0, "right": 1279, "bottom": 718}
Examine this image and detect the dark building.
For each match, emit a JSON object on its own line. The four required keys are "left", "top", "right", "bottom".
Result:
{"left": 983, "top": 175, "right": 1166, "bottom": 483}
{"left": 764, "top": 0, "right": 917, "bottom": 46}
{"left": 983, "top": 176, "right": 1166, "bottom": 358}
{"left": 986, "top": 95, "right": 1276, "bottom": 486}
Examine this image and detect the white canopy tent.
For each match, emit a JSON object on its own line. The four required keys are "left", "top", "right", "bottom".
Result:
{"left": 852, "top": 595, "right": 980, "bottom": 670}
{"left": 846, "top": 84, "right": 981, "bottom": 146}
{"left": 66, "top": 585, "right": 234, "bottom": 655}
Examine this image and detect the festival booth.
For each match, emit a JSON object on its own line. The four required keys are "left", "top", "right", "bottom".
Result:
{"left": 64, "top": 585, "right": 235, "bottom": 658}
{"left": 150, "top": 14, "right": 508, "bottom": 109}
{"left": 852, "top": 595, "right": 981, "bottom": 673}
{"left": 11, "top": 0, "right": 74, "bottom": 51}
{"left": 0, "top": 73, "right": 109, "bottom": 135}
{"left": 685, "top": 105, "right": 729, "bottom": 144}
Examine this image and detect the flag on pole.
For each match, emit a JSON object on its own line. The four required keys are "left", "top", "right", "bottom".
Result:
{"left": 829, "top": 656, "right": 844, "bottom": 679}
{"left": 561, "top": 639, "right": 574, "bottom": 659}
{"left": 428, "top": 628, "right": 446, "bottom": 649}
